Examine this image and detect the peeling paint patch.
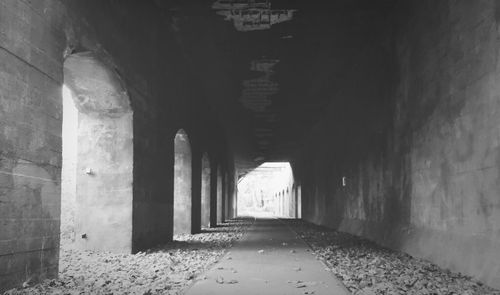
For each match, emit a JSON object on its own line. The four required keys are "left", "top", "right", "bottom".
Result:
{"left": 212, "top": 0, "right": 295, "bottom": 32}
{"left": 239, "top": 59, "right": 279, "bottom": 113}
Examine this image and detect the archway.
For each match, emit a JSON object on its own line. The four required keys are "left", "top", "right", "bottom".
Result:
{"left": 201, "top": 153, "right": 211, "bottom": 228}
{"left": 61, "top": 52, "right": 133, "bottom": 253}
{"left": 174, "top": 129, "right": 192, "bottom": 235}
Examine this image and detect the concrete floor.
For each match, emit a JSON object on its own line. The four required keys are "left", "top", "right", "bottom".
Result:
{"left": 185, "top": 218, "right": 349, "bottom": 295}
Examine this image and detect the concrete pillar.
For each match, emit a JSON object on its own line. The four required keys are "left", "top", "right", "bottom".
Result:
{"left": 209, "top": 161, "right": 218, "bottom": 227}
{"left": 216, "top": 166, "right": 223, "bottom": 224}
{"left": 63, "top": 53, "right": 134, "bottom": 253}
{"left": 201, "top": 154, "right": 211, "bottom": 228}
{"left": 191, "top": 148, "right": 202, "bottom": 234}
{"left": 173, "top": 130, "right": 192, "bottom": 235}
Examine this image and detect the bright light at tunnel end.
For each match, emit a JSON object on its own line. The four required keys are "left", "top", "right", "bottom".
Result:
{"left": 237, "top": 162, "right": 299, "bottom": 219}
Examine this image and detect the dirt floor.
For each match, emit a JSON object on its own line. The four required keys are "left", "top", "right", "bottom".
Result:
{"left": 3, "top": 219, "right": 253, "bottom": 295}
{"left": 285, "top": 219, "right": 500, "bottom": 295}
{"left": 4, "top": 218, "right": 500, "bottom": 295}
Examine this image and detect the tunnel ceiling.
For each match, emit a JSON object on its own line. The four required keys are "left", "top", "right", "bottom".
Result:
{"left": 155, "top": 0, "right": 395, "bottom": 177}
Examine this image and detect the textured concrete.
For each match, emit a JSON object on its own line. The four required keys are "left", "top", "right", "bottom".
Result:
{"left": 217, "top": 167, "right": 223, "bottom": 224}
{"left": 186, "top": 218, "right": 349, "bottom": 295}
{"left": 298, "top": 0, "right": 500, "bottom": 289}
{"left": 0, "top": 0, "right": 64, "bottom": 289}
{"left": 201, "top": 154, "right": 211, "bottom": 228}
{"left": 3, "top": 0, "right": 500, "bottom": 292}
{"left": 64, "top": 53, "right": 134, "bottom": 253}
{"left": 174, "top": 130, "right": 192, "bottom": 235}
{"left": 0, "top": 1, "right": 233, "bottom": 290}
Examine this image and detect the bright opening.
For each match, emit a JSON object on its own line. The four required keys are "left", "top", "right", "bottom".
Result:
{"left": 60, "top": 52, "right": 134, "bottom": 254}
{"left": 60, "top": 85, "right": 78, "bottom": 246}
{"left": 237, "top": 162, "right": 300, "bottom": 218}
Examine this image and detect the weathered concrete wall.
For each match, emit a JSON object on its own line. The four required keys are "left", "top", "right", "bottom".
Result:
{"left": 0, "top": 0, "right": 65, "bottom": 289}
{"left": 0, "top": 0, "right": 233, "bottom": 291}
{"left": 76, "top": 112, "right": 133, "bottom": 251}
{"left": 298, "top": 0, "right": 500, "bottom": 288}
{"left": 64, "top": 52, "right": 133, "bottom": 252}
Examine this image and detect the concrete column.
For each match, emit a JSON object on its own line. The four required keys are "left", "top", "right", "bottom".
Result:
{"left": 191, "top": 148, "right": 202, "bottom": 234}
{"left": 209, "top": 161, "right": 218, "bottom": 227}
{"left": 173, "top": 130, "right": 192, "bottom": 235}
{"left": 201, "top": 154, "right": 211, "bottom": 228}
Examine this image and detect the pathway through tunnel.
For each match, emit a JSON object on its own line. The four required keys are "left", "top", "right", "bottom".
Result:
{"left": 185, "top": 218, "right": 348, "bottom": 295}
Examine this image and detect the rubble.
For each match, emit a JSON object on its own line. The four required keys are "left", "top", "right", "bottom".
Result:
{"left": 3, "top": 219, "right": 252, "bottom": 295}
{"left": 286, "top": 220, "right": 500, "bottom": 295}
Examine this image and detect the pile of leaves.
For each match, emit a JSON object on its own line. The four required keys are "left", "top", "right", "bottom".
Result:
{"left": 3, "top": 218, "right": 252, "bottom": 295}
{"left": 286, "top": 220, "right": 500, "bottom": 295}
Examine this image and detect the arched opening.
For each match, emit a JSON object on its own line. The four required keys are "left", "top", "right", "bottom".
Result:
{"left": 201, "top": 153, "right": 211, "bottom": 228}
{"left": 61, "top": 52, "right": 134, "bottom": 253}
{"left": 173, "top": 129, "right": 192, "bottom": 235}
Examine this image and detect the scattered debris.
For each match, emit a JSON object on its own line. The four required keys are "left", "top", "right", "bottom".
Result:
{"left": 216, "top": 276, "right": 225, "bottom": 284}
{"left": 286, "top": 220, "right": 500, "bottom": 295}
{"left": 215, "top": 276, "right": 238, "bottom": 285}
{"left": 3, "top": 219, "right": 252, "bottom": 295}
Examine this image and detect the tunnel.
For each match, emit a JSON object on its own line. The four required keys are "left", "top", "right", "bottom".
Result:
{"left": 1, "top": 0, "right": 500, "bottom": 294}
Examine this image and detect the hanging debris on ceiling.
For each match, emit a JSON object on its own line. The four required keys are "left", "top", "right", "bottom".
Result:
{"left": 212, "top": 0, "right": 296, "bottom": 32}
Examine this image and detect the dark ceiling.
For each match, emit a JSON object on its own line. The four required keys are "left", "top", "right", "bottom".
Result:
{"left": 155, "top": 0, "right": 396, "bottom": 177}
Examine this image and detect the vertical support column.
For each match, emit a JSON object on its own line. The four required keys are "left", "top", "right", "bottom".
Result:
{"left": 209, "top": 162, "right": 218, "bottom": 227}
{"left": 216, "top": 166, "right": 223, "bottom": 224}
{"left": 191, "top": 149, "right": 202, "bottom": 234}
{"left": 201, "top": 154, "right": 211, "bottom": 228}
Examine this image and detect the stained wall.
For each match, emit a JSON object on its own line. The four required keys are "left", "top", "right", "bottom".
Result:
{"left": 298, "top": 0, "right": 500, "bottom": 288}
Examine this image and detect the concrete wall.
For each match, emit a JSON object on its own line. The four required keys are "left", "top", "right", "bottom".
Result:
{"left": 0, "top": 0, "right": 65, "bottom": 289}
{"left": 298, "top": 0, "right": 500, "bottom": 288}
{"left": 61, "top": 86, "right": 78, "bottom": 243}
{"left": 63, "top": 52, "right": 134, "bottom": 252}
{"left": 0, "top": 0, "right": 234, "bottom": 291}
